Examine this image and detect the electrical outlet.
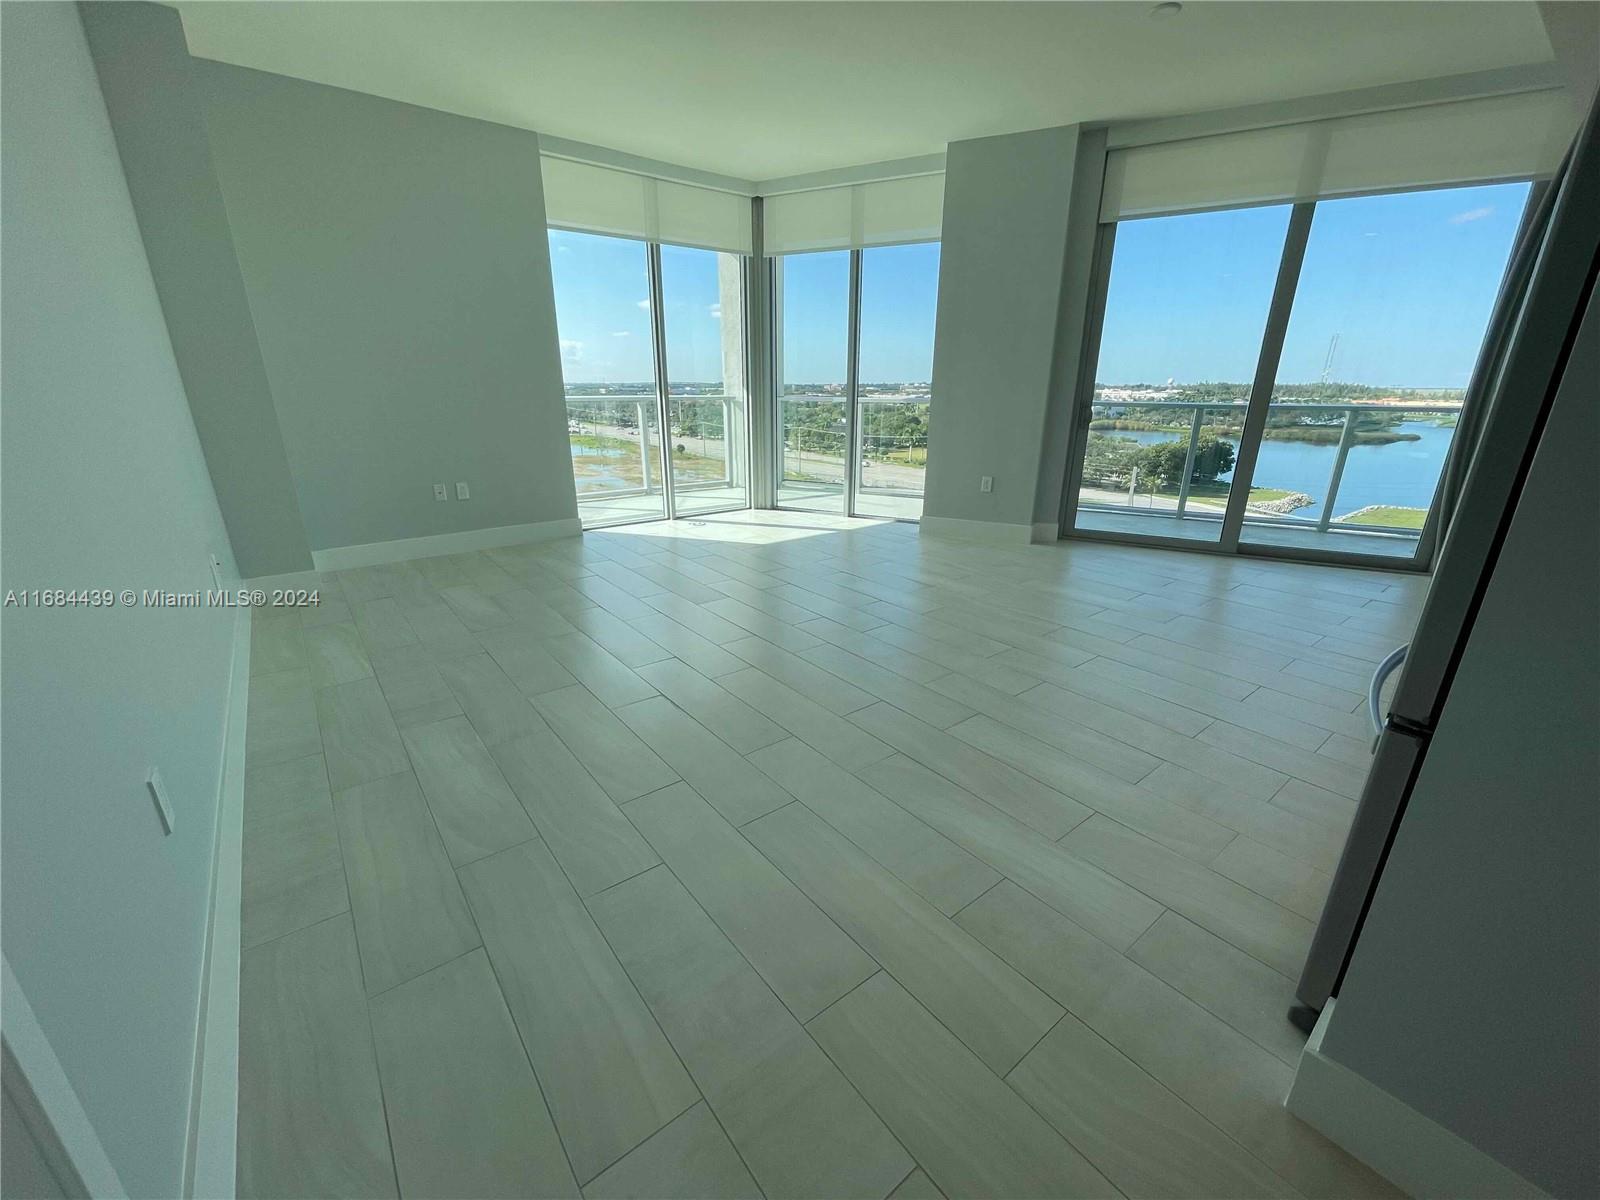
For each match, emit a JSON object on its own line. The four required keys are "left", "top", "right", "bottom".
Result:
{"left": 980, "top": 475, "right": 994, "bottom": 493}
{"left": 433, "top": 483, "right": 448, "bottom": 501}
{"left": 456, "top": 481, "right": 470, "bottom": 500}
{"left": 147, "top": 768, "right": 175, "bottom": 835}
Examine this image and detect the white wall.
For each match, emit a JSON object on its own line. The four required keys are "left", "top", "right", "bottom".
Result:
{"left": 79, "top": 1, "right": 313, "bottom": 580}
{"left": 193, "top": 59, "right": 579, "bottom": 555}
{"left": 923, "top": 125, "right": 1082, "bottom": 534}
{"left": 1, "top": 3, "right": 242, "bottom": 1195}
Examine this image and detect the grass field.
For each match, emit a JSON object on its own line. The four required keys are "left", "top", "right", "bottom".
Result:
{"left": 1340, "top": 506, "right": 1428, "bottom": 529}
{"left": 570, "top": 433, "right": 726, "bottom": 490}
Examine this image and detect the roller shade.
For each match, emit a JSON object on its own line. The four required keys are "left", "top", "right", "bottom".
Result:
{"left": 541, "top": 156, "right": 752, "bottom": 255}
{"left": 764, "top": 173, "right": 944, "bottom": 254}
{"left": 1100, "top": 89, "right": 1573, "bottom": 222}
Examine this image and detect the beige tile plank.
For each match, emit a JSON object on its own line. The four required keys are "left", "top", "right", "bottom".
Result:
{"left": 718, "top": 668, "right": 893, "bottom": 771}
{"left": 623, "top": 783, "right": 875, "bottom": 1020}
{"left": 460, "top": 839, "right": 698, "bottom": 1183}
{"left": 1007, "top": 1010, "right": 1293, "bottom": 1199}
{"left": 304, "top": 621, "right": 374, "bottom": 689}
{"left": 531, "top": 684, "right": 679, "bottom": 802}
{"left": 401, "top": 715, "right": 536, "bottom": 866}
{"left": 436, "top": 651, "right": 546, "bottom": 746}
{"left": 749, "top": 739, "right": 1000, "bottom": 916}
{"left": 635, "top": 658, "right": 790, "bottom": 754}
{"left": 614, "top": 697, "right": 793, "bottom": 825}
{"left": 946, "top": 714, "right": 1236, "bottom": 863}
{"left": 587, "top": 866, "right": 912, "bottom": 1199}
{"left": 1129, "top": 910, "right": 1308, "bottom": 1067}
{"left": 955, "top": 882, "right": 1399, "bottom": 1199}
{"left": 581, "top": 1103, "right": 760, "bottom": 1200}
{"left": 332, "top": 771, "right": 480, "bottom": 995}
{"left": 807, "top": 972, "right": 1113, "bottom": 1200}
{"left": 489, "top": 727, "right": 659, "bottom": 895}
{"left": 241, "top": 754, "right": 348, "bottom": 948}
{"left": 859, "top": 754, "right": 1161, "bottom": 952}
{"left": 743, "top": 801, "right": 1061, "bottom": 1074}
{"left": 246, "top": 668, "right": 323, "bottom": 769}
{"left": 1061, "top": 815, "right": 1314, "bottom": 979}
{"left": 369, "top": 950, "right": 578, "bottom": 1199}
{"left": 852, "top": 703, "right": 1089, "bottom": 840}
{"left": 238, "top": 915, "right": 396, "bottom": 1199}
{"left": 315, "top": 677, "right": 410, "bottom": 793}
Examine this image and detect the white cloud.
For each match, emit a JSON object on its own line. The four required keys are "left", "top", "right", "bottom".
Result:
{"left": 636, "top": 299, "right": 651, "bottom": 310}
{"left": 559, "top": 339, "right": 584, "bottom": 364}
{"left": 1449, "top": 206, "right": 1495, "bottom": 225}
{"left": 610, "top": 330, "right": 631, "bottom": 338}
{"left": 708, "top": 303, "right": 723, "bottom": 318}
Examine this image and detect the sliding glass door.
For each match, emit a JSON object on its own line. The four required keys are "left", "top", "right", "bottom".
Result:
{"left": 773, "top": 242, "right": 939, "bottom": 521}
{"left": 775, "top": 250, "right": 851, "bottom": 513}
{"left": 549, "top": 229, "right": 750, "bottom": 527}
{"left": 1067, "top": 180, "right": 1531, "bottom": 566}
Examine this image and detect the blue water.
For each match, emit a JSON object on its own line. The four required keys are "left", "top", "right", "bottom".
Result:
{"left": 1104, "top": 420, "right": 1455, "bottom": 516}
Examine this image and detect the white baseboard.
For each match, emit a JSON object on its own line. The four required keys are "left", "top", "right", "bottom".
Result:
{"left": 1287, "top": 1000, "right": 1549, "bottom": 1199}
{"left": 182, "top": 604, "right": 250, "bottom": 1199}
{"left": 2, "top": 958, "right": 127, "bottom": 1197}
{"left": 241, "top": 569, "right": 323, "bottom": 592}
{"left": 919, "top": 516, "right": 1036, "bottom": 545}
{"left": 308, "top": 517, "right": 582, "bottom": 572}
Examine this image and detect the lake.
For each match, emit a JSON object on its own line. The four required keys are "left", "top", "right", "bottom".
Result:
{"left": 1103, "top": 420, "right": 1456, "bottom": 515}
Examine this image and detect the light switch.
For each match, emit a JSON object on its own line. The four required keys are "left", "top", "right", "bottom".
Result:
{"left": 433, "top": 483, "right": 448, "bottom": 501}
{"left": 456, "top": 481, "right": 470, "bottom": 500}
{"left": 980, "top": 476, "right": 994, "bottom": 493}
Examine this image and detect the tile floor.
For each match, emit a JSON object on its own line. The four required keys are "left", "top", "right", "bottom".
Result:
{"left": 237, "top": 509, "right": 1425, "bottom": 1199}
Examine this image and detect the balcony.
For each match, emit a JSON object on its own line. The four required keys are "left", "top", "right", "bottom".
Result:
{"left": 566, "top": 394, "right": 745, "bottom": 526}
{"left": 778, "top": 393, "right": 928, "bottom": 519}
{"left": 1074, "top": 399, "right": 1460, "bottom": 560}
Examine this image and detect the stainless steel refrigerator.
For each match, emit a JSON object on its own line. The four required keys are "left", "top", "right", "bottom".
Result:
{"left": 1291, "top": 93, "right": 1600, "bottom": 1025}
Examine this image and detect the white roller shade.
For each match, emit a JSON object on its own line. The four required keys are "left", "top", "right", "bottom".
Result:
{"left": 541, "top": 156, "right": 752, "bottom": 255}
{"left": 1100, "top": 89, "right": 1573, "bottom": 223}
{"left": 764, "top": 174, "right": 944, "bottom": 254}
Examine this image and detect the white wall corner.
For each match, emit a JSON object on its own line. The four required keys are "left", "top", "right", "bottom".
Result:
{"left": 919, "top": 515, "right": 1036, "bottom": 545}
{"left": 1287, "top": 1000, "right": 1551, "bottom": 1200}
{"left": 183, "top": 605, "right": 250, "bottom": 1199}
{"left": 1030, "top": 521, "right": 1060, "bottom": 545}
{"left": 308, "top": 517, "right": 582, "bottom": 573}
{"left": 1, "top": 959, "right": 128, "bottom": 1198}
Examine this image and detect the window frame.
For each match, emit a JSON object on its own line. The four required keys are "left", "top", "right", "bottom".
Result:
{"left": 1062, "top": 184, "right": 1537, "bottom": 572}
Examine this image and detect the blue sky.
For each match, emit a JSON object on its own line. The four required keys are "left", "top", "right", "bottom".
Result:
{"left": 1095, "top": 181, "right": 1530, "bottom": 389}
{"left": 550, "top": 182, "right": 1524, "bottom": 391}
{"left": 548, "top": 229, "right": 940, "bottom": 385}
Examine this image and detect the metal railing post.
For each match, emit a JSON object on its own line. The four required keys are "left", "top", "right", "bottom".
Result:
{"left": 1317, "top": 408, "right": 1359, "bottom": 531}
{"left": 1175, "top": 408, "right": 1204, "bottom": 517}
{"left": 636, "top": 399, "right": 652, "bottom": 494}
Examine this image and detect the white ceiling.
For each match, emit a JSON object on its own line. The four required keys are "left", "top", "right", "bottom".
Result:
{"left": 172, "top": 1, "right": 1557, "bottom": 182}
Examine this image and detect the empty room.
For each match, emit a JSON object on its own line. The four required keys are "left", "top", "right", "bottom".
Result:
{"left": 3, "top": 2, "right": 1597, "bottom": 1198}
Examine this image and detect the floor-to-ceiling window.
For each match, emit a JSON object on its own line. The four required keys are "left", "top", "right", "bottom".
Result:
{"left": 855, "top": 242, "right": 939, "bottom": 519}
{"left": 1064, "top": 92, "right": 1560, "bottom": 566}
{"left": 659, "top": 244, "right": 749, "bottom": 518}
{"left": 1238, "top": 184, "right": 1529, "bottom": 558}
{"left": 549, "top": 229, "right": 668, "bottom": 526}
{"left": 766, "top": 175, "right": 944, "bottom": 522}
{"left": 774, "top": 250, "right": 851, "bottom": 513}
{"left": 542, "top": 156, "right": 753, "bottom": 528}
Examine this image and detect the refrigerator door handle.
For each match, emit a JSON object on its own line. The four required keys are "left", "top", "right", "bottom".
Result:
{"left": 1369, "top": 643, "right": 1410, "bottom": 748}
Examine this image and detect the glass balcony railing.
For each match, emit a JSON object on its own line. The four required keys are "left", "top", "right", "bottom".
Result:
{"left": 565, "top": 395, "right": 743, "bottom": 525}
{"left": 1076, "top": 399, "right": 1460, "bottom": 558}
{"left": 778, "top": 393, "right": 928, "bottom": 519}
